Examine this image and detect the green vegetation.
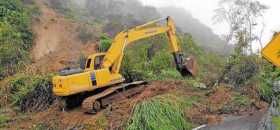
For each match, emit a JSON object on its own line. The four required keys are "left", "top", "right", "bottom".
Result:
{"left": 231, "top": 92, "right": 251, "bottom": 107}
{"left": 94, "top": 114, "right": 109, "bottom": 130}
{"left": 221, "top": 92, "right": 252, "bottom": 113}
{"left": 99, "top": 35, "right": 112, "bottom": 52}
{"left": 121, "top": 33, "right": 224, "bottom": 82}
{"left": 126, "top": 94, "right": 197, "bottom": 130}
{"left": 0, "top": 74, "right": 54, "bottom": 112}
{"left": 9, "top": 74, "right": 48, "bottom": 105}
{"left": 0, "top": 114, "right": 11, "bottom": 127}
{"left": 219, "top": 54, "right": 260, "bottom": 87}
{"left": 259, "top": 60, "right": 280, "bottom": 102}
{"left": 272, "top": 116, "right": 280, "bottom": 130}
{"left": 0, "top": 0, "right": 35, "bottom": 79}
{"left": 121, "top": 35, "right": 182, "bottom": 81}
{"left": 0, "top": 0, "right": 275, "bottom": 129}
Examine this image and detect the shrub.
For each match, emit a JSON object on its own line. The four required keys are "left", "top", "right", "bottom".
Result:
{"left": 259, "top": 60, "right": 280, "bottom": 102}
{"left": 0, "top": 114, "right": 11, "bottom": 127}
{"left": 8, "top": 74, "right": 55, "bottom": 112}
{"left": 99, "top": 35, "right": 112, "bottom": 52}
{"left": 219, "top": 55, "right": 259, "bottom": 87}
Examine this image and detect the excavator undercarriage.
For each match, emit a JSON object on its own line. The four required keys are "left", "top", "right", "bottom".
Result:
{"left": 82, "top": 81, "right": 147, "bottom": 113}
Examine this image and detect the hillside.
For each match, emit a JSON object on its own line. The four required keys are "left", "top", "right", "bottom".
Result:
{"left": 29, "top": 0, "right": 99, "bottom": 73}
{"left": 44, "top": 0, "right": 232, "bottom": 54}
{"left": 0, "top": 0, "right": 278, "bottom": 130}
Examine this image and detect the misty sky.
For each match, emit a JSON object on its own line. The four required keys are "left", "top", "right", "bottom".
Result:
{"left": 139, "top": 0, "right": 280, "bottom": 47}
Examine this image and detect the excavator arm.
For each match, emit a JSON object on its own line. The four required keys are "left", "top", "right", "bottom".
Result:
{"left": 102, "top": 17, "right": 196, "bottom": 76}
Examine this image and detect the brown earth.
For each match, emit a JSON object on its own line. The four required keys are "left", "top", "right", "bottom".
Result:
{"left": 3, "top": 81, "right": 267, "bottom": 130}
{"left": 185, "top": 86, "right": 268, "bottom": 126}
{"left": 27, "top": 0, "right": 99, "bottom": 74}
{"left": 10, "top": 81, "right": 189, "bottom": 130}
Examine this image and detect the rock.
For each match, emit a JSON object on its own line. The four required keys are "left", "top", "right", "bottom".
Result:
{"left": 194, "top": 82, "right": 207, "bottom": 89}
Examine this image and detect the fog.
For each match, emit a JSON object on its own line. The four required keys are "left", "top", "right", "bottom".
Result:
{"left": 45, "top": 0, "right": 231, "bottom": 54}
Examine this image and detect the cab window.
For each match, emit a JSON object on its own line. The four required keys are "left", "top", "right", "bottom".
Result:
{"left": 94, "top": 55, "right": 104, "bottom": 70}
{"left": 86, "top": 59, "right": 92, "bottom": 68}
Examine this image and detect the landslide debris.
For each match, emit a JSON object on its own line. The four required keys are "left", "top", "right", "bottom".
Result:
{"left": 29, "top": 0, "right": 100, "bottom": 74}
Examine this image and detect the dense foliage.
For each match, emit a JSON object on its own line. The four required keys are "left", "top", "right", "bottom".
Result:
{"left": 121, "top": 33, "right": 224, "bottom": 82}
{"left": 0, "top": 0, "right": 34, "bottom": 79}
{"left": 219, "top": 55, "right": 260, "bottom": 87}
{"left": 259, "top": 60, "right": 280, "bottom": 102}
{"left": 121, "top": 35, "right": 182, "bottom": 81}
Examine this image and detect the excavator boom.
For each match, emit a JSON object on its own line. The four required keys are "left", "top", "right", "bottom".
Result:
{"left": 102, "top": 16, "right": 196, "bottom": 76}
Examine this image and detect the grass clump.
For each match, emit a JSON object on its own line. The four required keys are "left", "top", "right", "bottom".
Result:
{"left": 95, "top": 114, "right": 108, "bottom": 129}
{"left": 231, "top": 92, "right": 251, "bottom": 107}
{"left": 126, "top": 94, "right": 196, "bottom": 130}
{"left": 220, "top": 91, "right": 252, "bottom": 114}
{"left": 0, "top": 114, "right": 11, "bottom": 127}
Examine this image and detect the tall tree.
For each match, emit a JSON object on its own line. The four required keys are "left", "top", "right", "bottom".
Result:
{"left": 213, "top": 0, "right": 268, "bottom": 54}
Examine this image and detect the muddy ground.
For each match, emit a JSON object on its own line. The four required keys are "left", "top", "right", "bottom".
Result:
{"left": 2, "top": 81, "right": 267, "bottom": 130}
{"left": 8, "top": 81, "right": 182, "bottom": 130}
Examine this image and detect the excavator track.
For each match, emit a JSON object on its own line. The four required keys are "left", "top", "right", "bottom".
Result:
{"left": 82, "top": 81, "right": 147, "bottom": 114}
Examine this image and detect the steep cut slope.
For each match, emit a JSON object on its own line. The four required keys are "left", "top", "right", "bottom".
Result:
{"left": 29, "top": 0, "right": 98, "bottom": 73}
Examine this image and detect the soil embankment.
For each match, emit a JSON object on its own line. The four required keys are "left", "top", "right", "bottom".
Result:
{"left": 29, "top": 0, "right": 98, "bottom": 73}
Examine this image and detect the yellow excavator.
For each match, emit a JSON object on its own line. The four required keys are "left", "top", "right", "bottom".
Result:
{"left": 52, "top": 17, "right": 197, "bottom": 113}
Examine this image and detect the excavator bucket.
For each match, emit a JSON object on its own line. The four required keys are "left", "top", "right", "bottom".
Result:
{"left": 180, "top": 56, "right": 198, "bottom": 77}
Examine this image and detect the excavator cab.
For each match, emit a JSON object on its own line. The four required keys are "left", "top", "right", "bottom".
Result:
{"left": 84, "top": 53, "right": 106, "bottom": 71}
